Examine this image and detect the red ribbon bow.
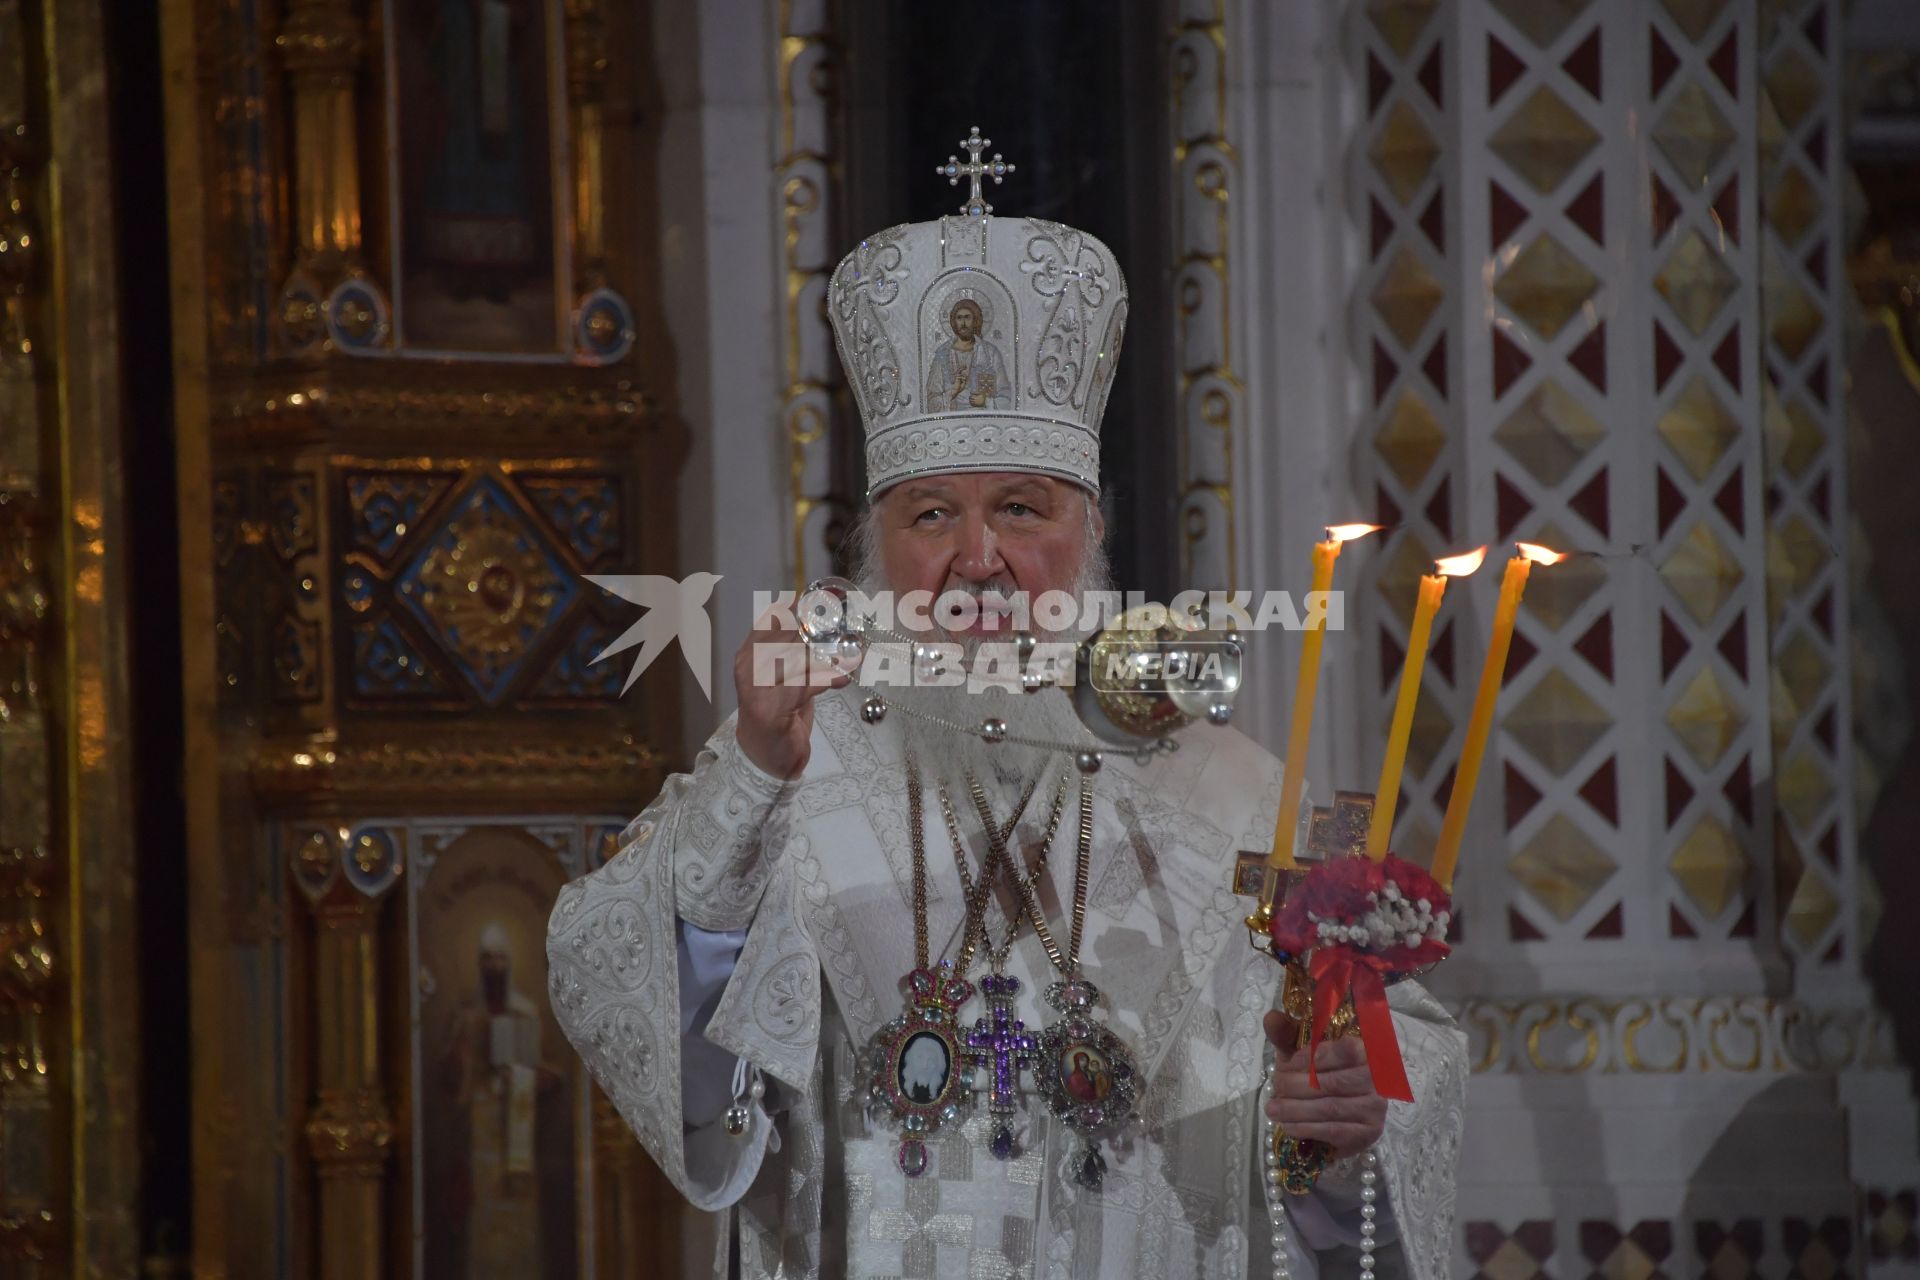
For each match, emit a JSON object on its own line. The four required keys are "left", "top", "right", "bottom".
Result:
{"left": 1304, "top": 948, "right": 1414, "bottom": 1103}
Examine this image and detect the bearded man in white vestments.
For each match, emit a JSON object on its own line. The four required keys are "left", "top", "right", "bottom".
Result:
{"left": 547, "top": 156, "right": 1468, "bottom": 1279}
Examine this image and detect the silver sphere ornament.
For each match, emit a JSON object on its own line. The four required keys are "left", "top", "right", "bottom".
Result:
{"left": 1075, "top": 749, "right": 1103, "bottom": 774}
{"left": 911, "top": 642, "right": 949, "bottom": 680}
{"left": 861, "top": 696, "right": 888, "bottom": 725}
{"left": 1021, "top": 670, "right": 1049, "bottom": 693}
{"left": 723, "top": 1102, "right": 749, "bottom": 1137}
{"left": 1015, "top": 632, "right": 1037, "bottom": 661}
{"left": 796, "top": 575, "right": 868, "bottom": 671}
{"left": 979, "top": 717, "right": 1008, "bottom": 743}
{"left": 1207, "top": 701, "right": 1234, "bottom": 725}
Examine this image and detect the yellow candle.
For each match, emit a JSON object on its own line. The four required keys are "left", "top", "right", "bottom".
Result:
{"left": 1431, "top": 543, "right": 1564, "bottom": 888}
{"left": 1270, "top": 524, "right": 1380, "bottom": 873}
{"left": 1367, "top": 547, "right": 1488, "bottom": 860}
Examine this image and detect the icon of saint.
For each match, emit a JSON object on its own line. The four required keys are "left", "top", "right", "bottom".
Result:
{"left": 925, "top": 297, "right": 1012, "bottom": 412}
{"left": 443, "top": 923, "right": 565, "bottom": 1278}
{"left": 900, "top": 1033, "right": 950, "bottom": 1104}
{"left": 1064, "top": 1048, "right": 1110, "bottom": 1103}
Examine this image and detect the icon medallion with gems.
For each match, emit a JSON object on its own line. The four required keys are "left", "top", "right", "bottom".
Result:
{"left": 1034, "top": 977, "right": 1141, "bottom": 1189}
{"left": 866, "top": 964, "right": 976, "bottom": 1177}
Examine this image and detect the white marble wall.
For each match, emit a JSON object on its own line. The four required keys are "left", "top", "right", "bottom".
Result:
{"left": 652, "top": 0, "right": 790, "bottom": 742}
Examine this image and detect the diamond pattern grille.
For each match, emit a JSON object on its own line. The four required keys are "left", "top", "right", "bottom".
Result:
{"left": 1496, "top": 234, "right": 1599, "bottom": 340}
{"left": 1490, "top": 86, "right": 1601, "bottom": 194}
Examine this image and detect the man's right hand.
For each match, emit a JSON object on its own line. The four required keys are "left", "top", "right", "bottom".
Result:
{"left": 732, "top": 603, "right": 853, "bottom": 780}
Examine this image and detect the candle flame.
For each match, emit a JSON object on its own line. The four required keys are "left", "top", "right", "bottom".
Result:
{"left": 1515, "top": 541, "right": 1568, "bottom": 566}
{"left": 1434, "top": 546, "right": 1489, "bottom": 577}
{"left": 1325, "top": 523, "right": 1384, "bottom": 544}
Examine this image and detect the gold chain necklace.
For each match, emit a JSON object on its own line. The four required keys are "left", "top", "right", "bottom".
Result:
{"left": 937, "top": 771, "right": 1069, "bottom": 1160}
{"left": 938, "top": 769, "right": 1064, "bottom": 970}
{"left": 867, "top": 757, "right": 1027, "bottom": 1178}
{"left": 968, "top": 772, "right": 1089, "bottom": 976}
{"left": 907, "top": 762, "right": 1039, "bottom": 970}
{"left": 965, "top": 770, "right": 1140, "bottom": 1191}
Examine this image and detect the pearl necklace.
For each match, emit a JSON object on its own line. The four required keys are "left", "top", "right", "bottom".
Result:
{"left": 1259, "top": 1062, "right": 1381, "bottom": 1280}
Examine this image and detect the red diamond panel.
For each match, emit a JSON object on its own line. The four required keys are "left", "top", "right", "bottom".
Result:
{"left": 1579, "top": 757, "right": 1619, "bottom": 826}
{"left": 1489, "top": 33, "right": 1527, "bottom": 106}
{"left": 1563, "top": 28, "right": 1602, "bottom": 99}
{"left": 1665, "top": 757, "right": 1694, "bottom": 827}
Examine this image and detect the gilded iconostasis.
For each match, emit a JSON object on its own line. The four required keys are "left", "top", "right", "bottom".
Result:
{"left": 6, "top": 0, "right": 688, "bottom": 1274}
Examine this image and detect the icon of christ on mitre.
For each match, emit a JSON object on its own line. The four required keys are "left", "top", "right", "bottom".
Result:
{"left": 547, "top": 128, "right": 1468, "bottom": 1279}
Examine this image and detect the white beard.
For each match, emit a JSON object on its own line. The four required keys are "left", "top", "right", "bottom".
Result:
{"left": 850, "top": 505, "right": 1113, "bottom": 814}
{"left": 895, "top": 681, "right": 1086, "bottom": 814}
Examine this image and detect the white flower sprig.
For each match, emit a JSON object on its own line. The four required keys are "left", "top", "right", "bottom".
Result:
{"left": 1308, "top": 879, "right": 1451, "bottom": 953}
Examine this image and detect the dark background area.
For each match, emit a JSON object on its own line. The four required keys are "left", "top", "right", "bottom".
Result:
{"left": 839, "top": 0, "right": 1178, "bottom": 599}
{"left": 1844, "top": 126, "right": 1920, "bottom": 1099}
{"left": 105, "top": 0, "right": 190, "bottom": 1263}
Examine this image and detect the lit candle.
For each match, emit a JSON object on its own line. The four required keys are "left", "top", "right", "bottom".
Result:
{"left": 1270, "top": 524, "right": 1382, "bottom": 874}
{"left": 1430, "top": 542, "right": 1567, "bottom": 889}
{"left": 1366, "top": 547, "right": 1488, "bottom": 860}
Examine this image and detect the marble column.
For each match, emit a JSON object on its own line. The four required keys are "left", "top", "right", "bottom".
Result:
{"left": 651, "top": 0, "right": 794, "bottom": 739}
{"left": 1171, "top": 0, "right": 1373, "bottom": 772}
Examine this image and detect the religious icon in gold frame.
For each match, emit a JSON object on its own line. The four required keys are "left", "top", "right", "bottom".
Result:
{"left": 409, "top": 818, "right": 618, "bottom": 1278}
{"left": 386, "top": 0, "right": 571, "bottom": 355}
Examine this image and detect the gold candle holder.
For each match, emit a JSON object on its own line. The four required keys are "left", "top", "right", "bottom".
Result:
{"left": 1237, "top": 790, "right": 1375, "bottom": 1193}
{"left": 1270, "top": 960, "right": 1360, "bottom": 1194}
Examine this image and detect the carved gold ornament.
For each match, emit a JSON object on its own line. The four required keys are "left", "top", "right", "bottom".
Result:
{"left": 1456, "top": 996, "right": 1899, "bottom": 1075}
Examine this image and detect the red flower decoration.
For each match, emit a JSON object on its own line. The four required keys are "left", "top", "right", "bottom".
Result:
{"left": 1262, "top": 853, "right": 1455, "bottom": 1104}
{"left": 1265, "top": 853, "right": 1452, "bottom": 971}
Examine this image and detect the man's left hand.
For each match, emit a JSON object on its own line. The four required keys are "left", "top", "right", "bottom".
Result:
{"left": 1263, "top": 1010, "right": 1388, "bottom": 1157}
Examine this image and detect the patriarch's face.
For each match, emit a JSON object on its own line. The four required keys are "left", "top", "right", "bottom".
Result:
{"left": 874, "top": 472, "right": 1098, "bottom": 638}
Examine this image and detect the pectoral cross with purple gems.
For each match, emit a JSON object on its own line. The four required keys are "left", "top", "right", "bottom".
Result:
{"left": 966, "top": 973, "right": 1036, "bottom": 1160}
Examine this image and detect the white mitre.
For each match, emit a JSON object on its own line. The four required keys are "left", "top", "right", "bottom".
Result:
{"left": 828, "top": 126, "right": 1129, "bottom": 499}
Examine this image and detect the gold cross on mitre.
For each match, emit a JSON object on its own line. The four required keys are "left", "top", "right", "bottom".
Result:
{"left": 936, "top": 126, "right": 1016, "bottom": 217}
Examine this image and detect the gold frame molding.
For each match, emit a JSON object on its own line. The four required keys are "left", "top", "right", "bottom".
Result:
{"left": 1453, "top": 995, "right": 1902, "bottom": 1076}
{"left": 1169, "top": 0, "right": 1241, "bottom": 594}
{"left": 774, "top": 0, "right": 846, "bottom": 592}
{"left": 161, "top": 0, "right": 678, "bottom": 1273}
{"left": 1, "top": 0, "right": 145, "bottom": 1272}
{"left": 157, "top": 0, "right": 238, "bottom": 1270}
